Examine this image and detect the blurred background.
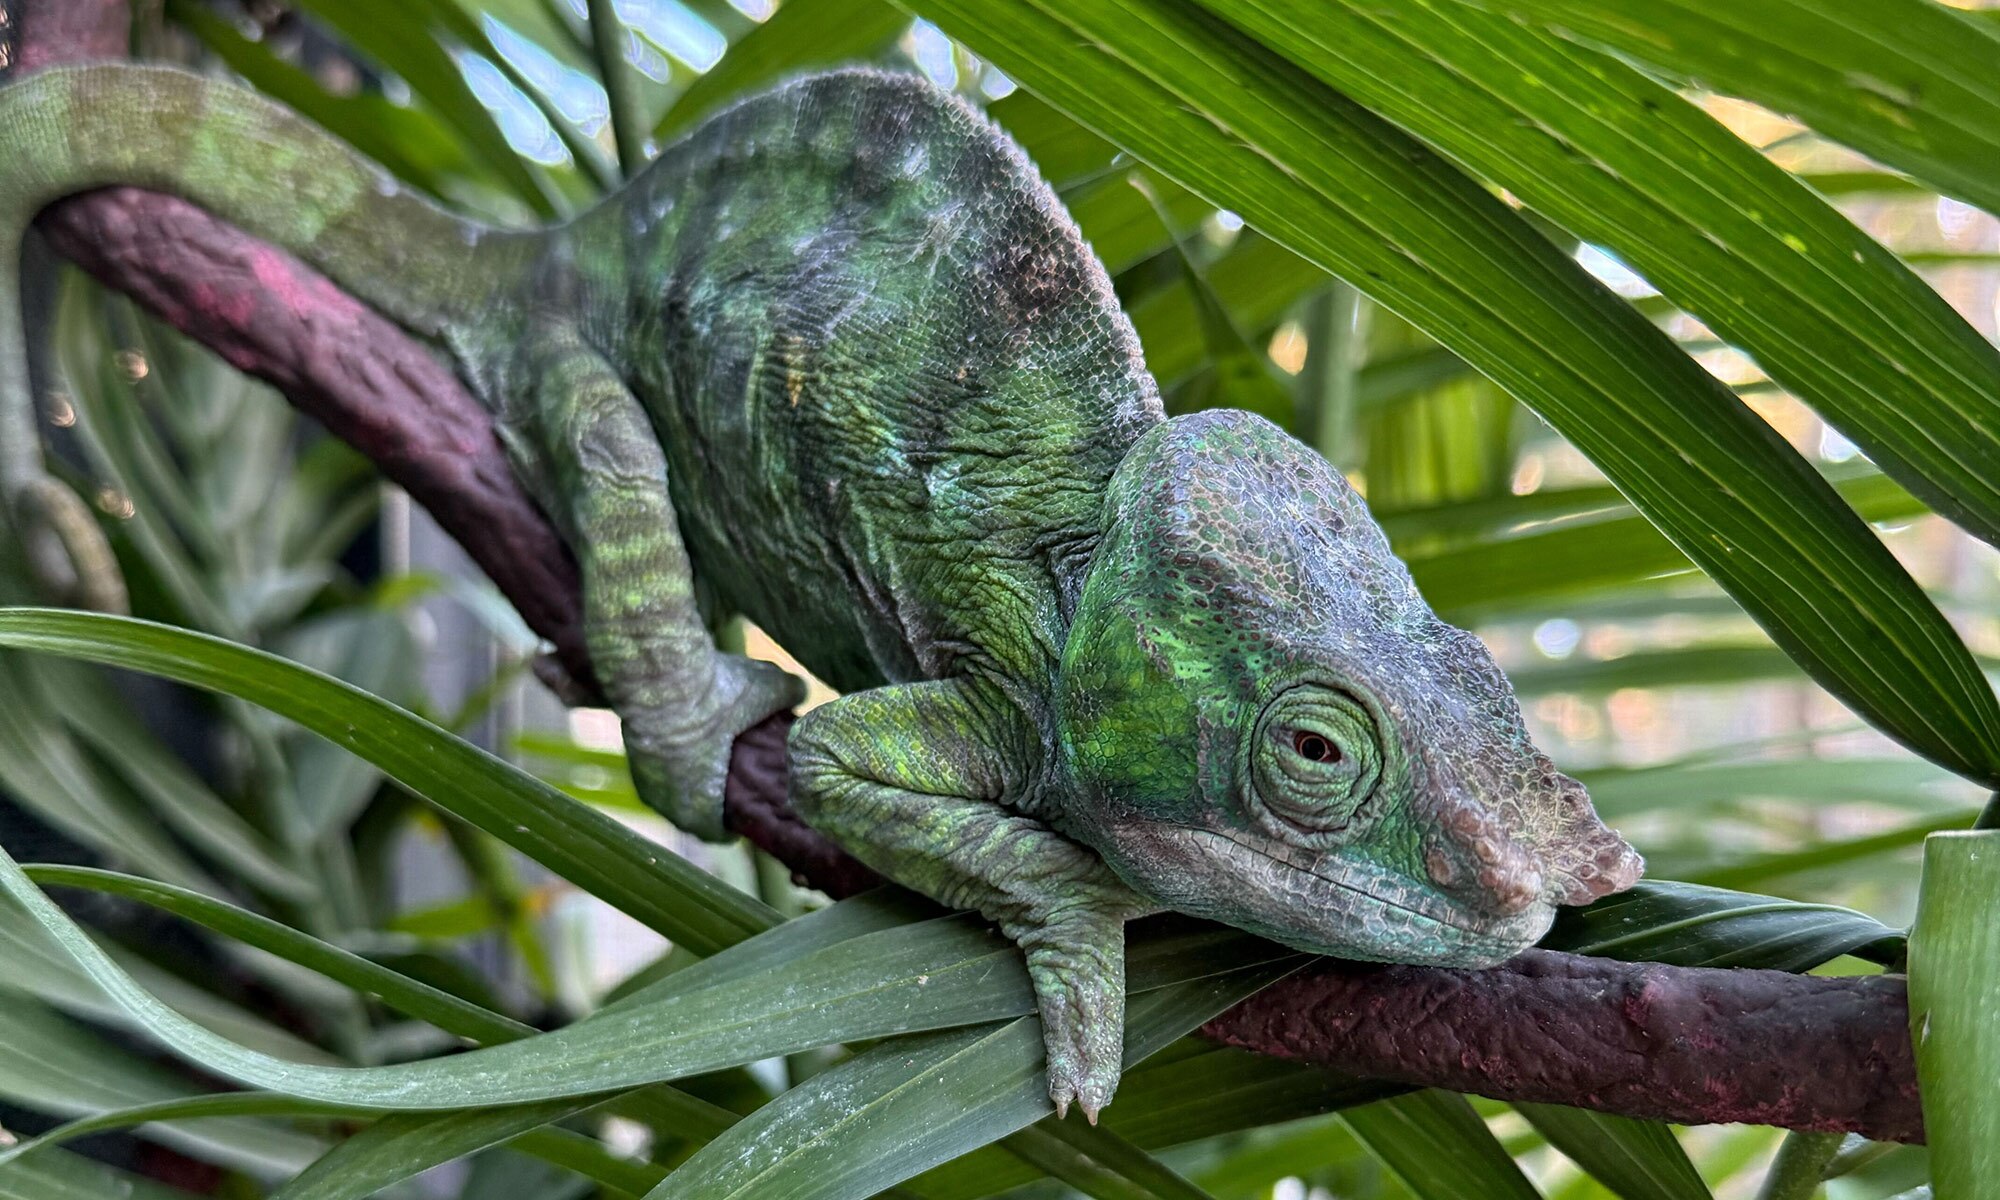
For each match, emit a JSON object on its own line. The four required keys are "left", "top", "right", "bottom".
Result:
{"left": 2, "top": 1, "right": 1994, "bottom": 1197}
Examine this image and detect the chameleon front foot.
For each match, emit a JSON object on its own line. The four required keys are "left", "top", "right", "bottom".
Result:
{"left": 11, "top": 477, "right": 126, "bottom": 613}
{"left": 1021, "top": 907, "right": 1129, "bottom": 1122}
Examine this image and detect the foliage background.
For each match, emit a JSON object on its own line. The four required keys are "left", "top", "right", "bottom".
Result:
{"left": 1, "top": 0, "right": 1996, "bottom": 1197}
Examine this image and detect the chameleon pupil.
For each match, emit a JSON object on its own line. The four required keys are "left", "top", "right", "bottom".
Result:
{"left": 1293, "top": 731, "right": 1339, "bottom": 763}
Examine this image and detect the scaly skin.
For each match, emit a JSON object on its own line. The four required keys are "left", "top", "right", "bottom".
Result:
{"left": 0, "top": 63, "right": 1642, "bottom": 1118}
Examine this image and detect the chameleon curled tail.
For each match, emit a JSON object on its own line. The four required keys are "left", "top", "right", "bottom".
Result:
{"left": 0, "top": 63, "right": 528, "bottom": 608}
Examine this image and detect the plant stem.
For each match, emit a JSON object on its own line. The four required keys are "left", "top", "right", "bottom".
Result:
{"left": 1302, "top": 281, "right": 1368, "bottom": 470}
{"left": 587, "top": 0, "right": 646, "bottom": 177}
{"left": 1907, "top": 830, "right": 2000, "bottom": 1198}
{"left": 1755, "top": 1130, "right": 1842, "bottom": 1200}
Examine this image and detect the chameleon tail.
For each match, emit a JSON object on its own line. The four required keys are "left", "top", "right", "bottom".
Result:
{"left": 0, "top": 63, "right": 534, "bottom": 609}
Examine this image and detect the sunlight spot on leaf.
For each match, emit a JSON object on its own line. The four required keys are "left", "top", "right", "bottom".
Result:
{"left": 1267, "top": 321, "right": 1308, "bottom": 375}
{"left": 905, "top": 20, "right": 958, "bottom": 91}
{"left": 617, "top": 0, "right": 725, "bottom": 72}
{"left": 454, "top": 50, "right": 569, "bottom": 165}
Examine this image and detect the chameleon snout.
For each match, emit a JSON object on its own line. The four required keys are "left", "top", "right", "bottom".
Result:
{"left": 1421, "top": 802, "right": 1548, "bottom": 918}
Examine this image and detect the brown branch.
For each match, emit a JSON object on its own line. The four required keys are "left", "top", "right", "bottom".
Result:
{"left": 16, "top": 0, "right": 1921, "bottom": 1146}
{"left": 1201, "top": 949, "right": 1920, "bottom": 1143}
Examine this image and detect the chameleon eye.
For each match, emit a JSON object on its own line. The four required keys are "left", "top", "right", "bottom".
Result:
{"left": 1292, "top": 730, "right": 1341, "bottom": 764}
{"left": 1250, "top": 684, "right": 1383, "bottom": 843}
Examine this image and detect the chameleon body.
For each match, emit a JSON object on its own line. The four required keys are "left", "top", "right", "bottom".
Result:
{"left": 0, "top": 63, "right": 1641, "bottom": 1116}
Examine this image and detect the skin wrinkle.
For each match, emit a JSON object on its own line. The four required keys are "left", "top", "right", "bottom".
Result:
{"left": 1198, "top": 825, "right": 1523, "bottom": 943}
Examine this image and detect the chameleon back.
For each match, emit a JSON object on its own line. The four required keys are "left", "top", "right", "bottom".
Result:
{"left": 560, "top": 70, "right": 1167, "bottom": 695}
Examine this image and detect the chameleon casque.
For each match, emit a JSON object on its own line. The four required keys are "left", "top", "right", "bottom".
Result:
{"left": 0, "top": 61, "right": 1642, "bottom": 1117}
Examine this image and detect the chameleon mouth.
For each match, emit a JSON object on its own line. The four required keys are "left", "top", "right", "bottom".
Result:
{"left": 1142, "top": 825, "right": 1552, "bottom": 966}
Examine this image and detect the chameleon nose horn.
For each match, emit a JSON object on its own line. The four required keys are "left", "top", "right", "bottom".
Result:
{"left": 12, "top": 477, "right": 128, "bottom": 614}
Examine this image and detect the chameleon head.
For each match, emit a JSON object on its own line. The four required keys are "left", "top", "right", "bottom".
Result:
{"left": 1055, "top": 410, "right": 1641, "bottom": 967}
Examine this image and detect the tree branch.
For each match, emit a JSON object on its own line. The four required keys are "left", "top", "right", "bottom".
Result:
{"left": 14, "top": 0, "right": 1920, "bottom": 1146}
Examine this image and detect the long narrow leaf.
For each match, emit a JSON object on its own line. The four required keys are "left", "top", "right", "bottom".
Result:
{"left": 1342, "top": 1091, "right": 1541, "bottom": 1200}
{"left": 655, "top": 0, "right": 910, "bottom": 138}
{"left": 1514, "top": 1103, "right": 1711, "bottom": 1200}
{"left": 1202, "top": 0, "right": 2000, "bottom": 559}
{"left": 647, "top": 964, "right": 1293, "bottom": 1200}
{"left": 1465, "top": 0, "right": 2000, "bottom": 216}
{"left": 0, "top": 608, "right": 778, "bottom": 951}
{"left": 1906, "top": 830, "right": 2000, "bottom": 1199}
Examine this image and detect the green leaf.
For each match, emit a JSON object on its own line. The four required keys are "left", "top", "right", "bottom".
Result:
{"left": 410, "top": 0, "right": 617, "bottom": 190}
{"left": 0, "top": 652, "right": 220, "bottom": 895}
{"left": 1907, "top": 830, "right": 2000, "bottom": 1200}
{"left": 283, "top": 0, "right": 560, "bottom": 217}
{"left": 37, "top": 659, "right": 310, "bottom": 899}
{"left": 0, "top": 997, "right": 326, "bottom": 1177}
{"left": 1508, "top": 645, "right": 1800, "bottom": 697}
{"left": 0, "top": 1094, "right": 369, "bottom": 1175}
{"left": 906, "top": 0, "right": 2000, "bottom": 787}
{"left": 0, "top": 895, "right": 337, "bottom": 1065}
{"left": 647, "top": 963, "right": 1291, "bottom": 1200}
{"left": 1406, "top": 472, "right": 1928, "bottom": 618}
{"left": 996, "top": 1126, "right": 1170, "bottom": 1200}
{"left": 1514, "top": 1103, "right": 1711, "bottom": 1200}
{"left": 1063, "top": 169, "right": 1218, "bottom": 276}
{"left": 1028, "top": 1119, "right": 1218, "bottom": 1200}
{"left": 1686, "top": 811, "right": 1971, "bottom": 892}
{"left": 1542, "top": 881, "right": 1902, "bottom": 971}
{"left": 507, "top": 1128, "right": 670, "bottom": 1198}
{"left": 272, "top": 1100, "right": 614, "bottom": 1200}
{"left": 0, "top": 607, "right": 778, "bottom": 952}
{"left": 1466, "top": 0, "right": 2000, "bottom": 216}
{"left": 1579, "top": 759, "right": 1969, "bottom": 818}
{"left": 24, "top": 865, "right": 533, "bottom": 1045}
{"left": 0, "top": 1148, "right": 205, "bottom": 1200}
{"left": 0, "top": 813, "right": 1298, "bottom": 1118}
{"left": 1754, "top": 1131, "right": 1844, "bottom": 1200}
{"left": 1342, "top": 1091, "right": 1542, "bottom": 1200}
{"left": 656, "top": 0, "right": 911, "bottom": 139}
{"left": 1127, "top": 176, "right": 1295, "bottom": 428}
{"left": 166, "top": 0, "right": 471, "bottom": 204}
{"left": 1201, "top": 0, "right": 2000, "bottom": 562}
{"left": 1797, "top": 172, "right": 1931, "bottom": 199}
{"left": 1126, "top": 235, "right": 1326, "bottom": 390}
{"left": 909, "top": 1044, "right": 1393, "bottom": 1200}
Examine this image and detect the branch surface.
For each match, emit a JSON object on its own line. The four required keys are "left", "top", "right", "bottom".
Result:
{"left": 15, "top": 0, "right": 1921, "bottom": 1146}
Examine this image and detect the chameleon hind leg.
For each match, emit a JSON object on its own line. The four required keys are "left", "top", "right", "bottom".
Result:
{"left": 790, "top": 677, "right": 1150, "bottom": 1119}
{"left": 526, "top": 332, "right": 802, "bottom": 840}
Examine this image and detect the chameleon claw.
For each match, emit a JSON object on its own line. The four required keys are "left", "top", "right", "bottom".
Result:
{"left": 1081, "top": 1099, "right": 1102, "bottom": 1126}
{"left": 1053, "top": 1095, "right": 1070, "bottom": 1122}
{"left": 11, "top": 477, "right": 126, "bottom": 614}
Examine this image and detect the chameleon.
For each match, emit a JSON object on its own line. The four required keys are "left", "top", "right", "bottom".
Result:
{"left": 0, "top": 60, "right": 1642, "bottom": 1118}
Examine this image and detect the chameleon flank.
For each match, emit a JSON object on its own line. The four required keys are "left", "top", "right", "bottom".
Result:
{"left": 0, "top": 62, "right": 1641, "bottom": 1118}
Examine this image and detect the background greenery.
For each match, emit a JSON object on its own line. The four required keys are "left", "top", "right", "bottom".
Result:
{"left": 1, "top": 0, "right": 1996, "bottom": 1196}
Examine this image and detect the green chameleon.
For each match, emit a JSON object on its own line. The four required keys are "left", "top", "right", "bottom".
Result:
{"left": 0, "top": 62, "right": 1641, "bottom": 1118}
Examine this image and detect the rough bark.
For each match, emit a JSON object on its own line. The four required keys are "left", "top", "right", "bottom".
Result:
{"left": 1200, "top": 949, "right": 1920, "bottom": 1143}
{"left": 12, "top": 0, "right": 1922, "bottom": 1145}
